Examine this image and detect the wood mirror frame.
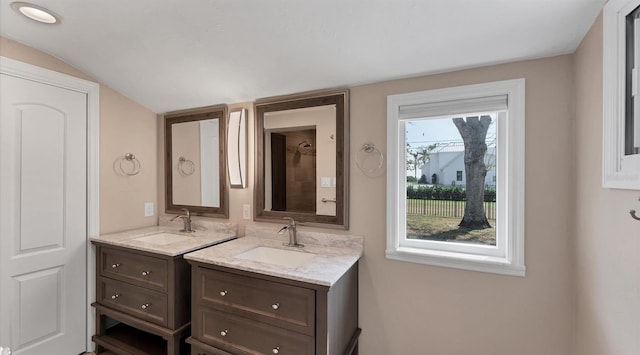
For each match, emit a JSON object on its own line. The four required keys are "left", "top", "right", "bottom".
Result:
{"left": 164, "top": 104, "right": 229, "bottom": 218}
{"left": 254, "top": 89, "right": 349, "bottom": 229}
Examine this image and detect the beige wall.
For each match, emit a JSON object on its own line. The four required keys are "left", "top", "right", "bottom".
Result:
{"left": 1, "top": 36, "right": 158, "bottom": 234}
{"left": 574, "top": 14, "right": 640, "bottom": 355}
{"left": 350, "top": 56, "right": 575, "bottom": 354}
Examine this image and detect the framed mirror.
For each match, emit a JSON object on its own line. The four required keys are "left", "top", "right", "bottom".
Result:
{"left": 165, "top": 104, "right": 229, "bottom": 217}
{"left": 254, "top": 89, "right": 349, "bottom": 228}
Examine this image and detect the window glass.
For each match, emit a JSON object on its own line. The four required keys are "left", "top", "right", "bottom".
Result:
{"left": 626, "top": 5, "right": 640, "bottom": 155}
{"left": 406, "top": 114, "right": 497, "bottom": 246}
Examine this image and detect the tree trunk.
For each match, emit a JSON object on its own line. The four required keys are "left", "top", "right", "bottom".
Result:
{"left": 452, "top": 116, "right": 492, "bottom": 229}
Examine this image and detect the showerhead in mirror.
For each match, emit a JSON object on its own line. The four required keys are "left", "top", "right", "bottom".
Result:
{"left": 298, "top": 140, "right": 312, "bottom": 149}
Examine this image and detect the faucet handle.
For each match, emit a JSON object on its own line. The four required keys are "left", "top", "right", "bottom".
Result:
{"left": 182, "top": 208, "right": 190, "bottom": 218}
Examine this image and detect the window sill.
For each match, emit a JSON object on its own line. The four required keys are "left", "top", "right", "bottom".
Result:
{"left": 386, "top": 246, "right": 526, "bottom": 277}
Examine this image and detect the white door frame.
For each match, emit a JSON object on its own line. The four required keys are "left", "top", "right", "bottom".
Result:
{"left": 0, "top": 56, "right": 100, "bottom": 351}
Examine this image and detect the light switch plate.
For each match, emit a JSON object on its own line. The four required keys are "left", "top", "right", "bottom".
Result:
{"left": 242, "top": 204, "right": 251, "bottom": 220}
{"left": 144, "top": 202, "right": 154, "bottom": 217}
{"left": 321, "top": 177, "right": 331, "bottom": 188}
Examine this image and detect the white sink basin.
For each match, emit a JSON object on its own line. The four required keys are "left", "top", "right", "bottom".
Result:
{"left": 133, "top": 232, "right": 193, "bottom": 246}
{"left": 234, "top": 246, "right": 316, "bottom": 268}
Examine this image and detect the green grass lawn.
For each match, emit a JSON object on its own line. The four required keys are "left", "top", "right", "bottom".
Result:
{"left": 406, "top": 214, "right": 496, "bottom": 245}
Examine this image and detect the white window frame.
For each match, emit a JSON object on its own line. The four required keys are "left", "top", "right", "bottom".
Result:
{"left": 386, "top": 79, "right": 525, "bottom": 277}
{"left": 603, "top": 0, "right": 640, "bottom": 190}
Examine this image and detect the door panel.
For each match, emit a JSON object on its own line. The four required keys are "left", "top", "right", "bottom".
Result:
{"left": 271, "top": 133, "right": 286, "bottom": 211}
{"left": 1, "top": 73, "right": 87, "bottom": 355}
{"left": 13, "top": 266, "right": 63, "bottom": 347}
{"left": 18, "top": 105, "right": 65, "bottom": 253}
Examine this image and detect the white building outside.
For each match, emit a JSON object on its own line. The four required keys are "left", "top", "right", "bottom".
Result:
{"left": 419, "top": 141, "right": 496, "bottom": 188}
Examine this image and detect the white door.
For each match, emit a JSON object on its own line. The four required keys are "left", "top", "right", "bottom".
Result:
{"left": 0, "top": 73, "right": 87, "bottom": 355}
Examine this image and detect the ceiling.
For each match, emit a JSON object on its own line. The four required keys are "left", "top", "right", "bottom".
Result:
{"left": 0, "top": 0, "right": 605, "bottom": 113}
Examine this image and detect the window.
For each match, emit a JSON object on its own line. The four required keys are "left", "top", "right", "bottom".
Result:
{"left": 604, "top": 0, "right": 640, "bottom": 190}
{"left": 625, "top": 5, "right": 640, "bottom": 156}
{"left": 386, "top": 79, "right": 525, "bottom": 276}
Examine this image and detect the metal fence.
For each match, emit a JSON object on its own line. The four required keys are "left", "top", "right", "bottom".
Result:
{"left": 406, "top": 199, "right": 496, "bottom": 220}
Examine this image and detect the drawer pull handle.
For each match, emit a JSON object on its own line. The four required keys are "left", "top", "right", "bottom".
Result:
{"left": 271, "top": 303, "right": 280, "bottom": 310}
{"left": 272, "top": 346, "right": 280, "bottom": 354}
{"left": 111, "top": 263, "right": 121, "bottom": 269}
{"left": 141, "top": 271, "right": 151, "bottom": 276}
{"left": 111, "top": 294, "right": 120, "bottom": 300}
{"left": 141, "top": 303, "right": 151, "bottom": 310}
{"left": 220, "top": 329, "right": 228, "bottom": 337}
{"left": 219, "top": 290, "right": 228, "bottom": 296}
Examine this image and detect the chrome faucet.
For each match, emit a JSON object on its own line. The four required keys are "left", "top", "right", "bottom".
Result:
{"left": 278, "top": 217, "right": 303, "bottom": 247}
{"left": 170, "top": 208, "right": 194, "bottom": 232}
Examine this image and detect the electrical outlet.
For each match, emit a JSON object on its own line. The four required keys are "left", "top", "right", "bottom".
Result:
{"left": 242, "top": 204, "right": 251, "bottom": 220}
{"left": 144, "top": 202, "right": 154, "bottom": 217}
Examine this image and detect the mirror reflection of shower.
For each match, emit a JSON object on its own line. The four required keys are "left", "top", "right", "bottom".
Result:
{"left": 293, "top": 136, "right": 315, "bottom": 165}
{"left": 261, "top": 101, "right": 340, "bottom": 218}
{"left": 297, "top": 140, "right": 313, "bottom": 151}
{"left": 266, "top": 128, "right": 317, "bottom": 213}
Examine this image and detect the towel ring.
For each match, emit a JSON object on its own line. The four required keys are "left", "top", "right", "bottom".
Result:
{"left": 119, "top": 153, "right": 141, "bottom": 176}
{"left": 178, "top": 156, "right": 195, "bottom": 176}
{"left": 631, "top": 196, "right": 640, "bottom": 222}
{"left": 356, "top": 143, "right": 384, "bottom": 175}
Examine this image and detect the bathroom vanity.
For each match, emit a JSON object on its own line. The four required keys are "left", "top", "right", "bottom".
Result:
{"left": 90, "top": 224, "right": 236, "bottom": 355}
{"left": 184, "top": 226, "right": 363, "bottom": 355}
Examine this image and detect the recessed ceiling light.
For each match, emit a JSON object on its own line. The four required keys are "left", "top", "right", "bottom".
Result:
{"left": 10, "top": 2, "right": 61, "bottom": 24}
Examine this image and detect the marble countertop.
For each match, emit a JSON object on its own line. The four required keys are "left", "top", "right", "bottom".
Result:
{"left": 183, "top": 225, "right": 363, "bottom": 286}
{"left": 90, "top": 221, "right": 236, "bottom": 257}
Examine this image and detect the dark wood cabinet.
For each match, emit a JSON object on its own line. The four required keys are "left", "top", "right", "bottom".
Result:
{"left": 92, "top": 242, "right": 192, "bottom": 355}
{"left": 187, "top": 260, "right": 360, "bottom": 355}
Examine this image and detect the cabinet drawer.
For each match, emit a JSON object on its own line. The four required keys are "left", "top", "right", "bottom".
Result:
{"left": 100, "top": 247, "right": 168, "bottom": 291}
{"left": 197, "top": 307, "right": 314, "bottom": 355}
{"left": 188, "top": 339, "right": 233, "bottom": 355}
{"left": 195, "top": 267, "right": 315, "bottom": 335}
{"left": 99, "top": 277, "right": 168, "bottom": 327}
